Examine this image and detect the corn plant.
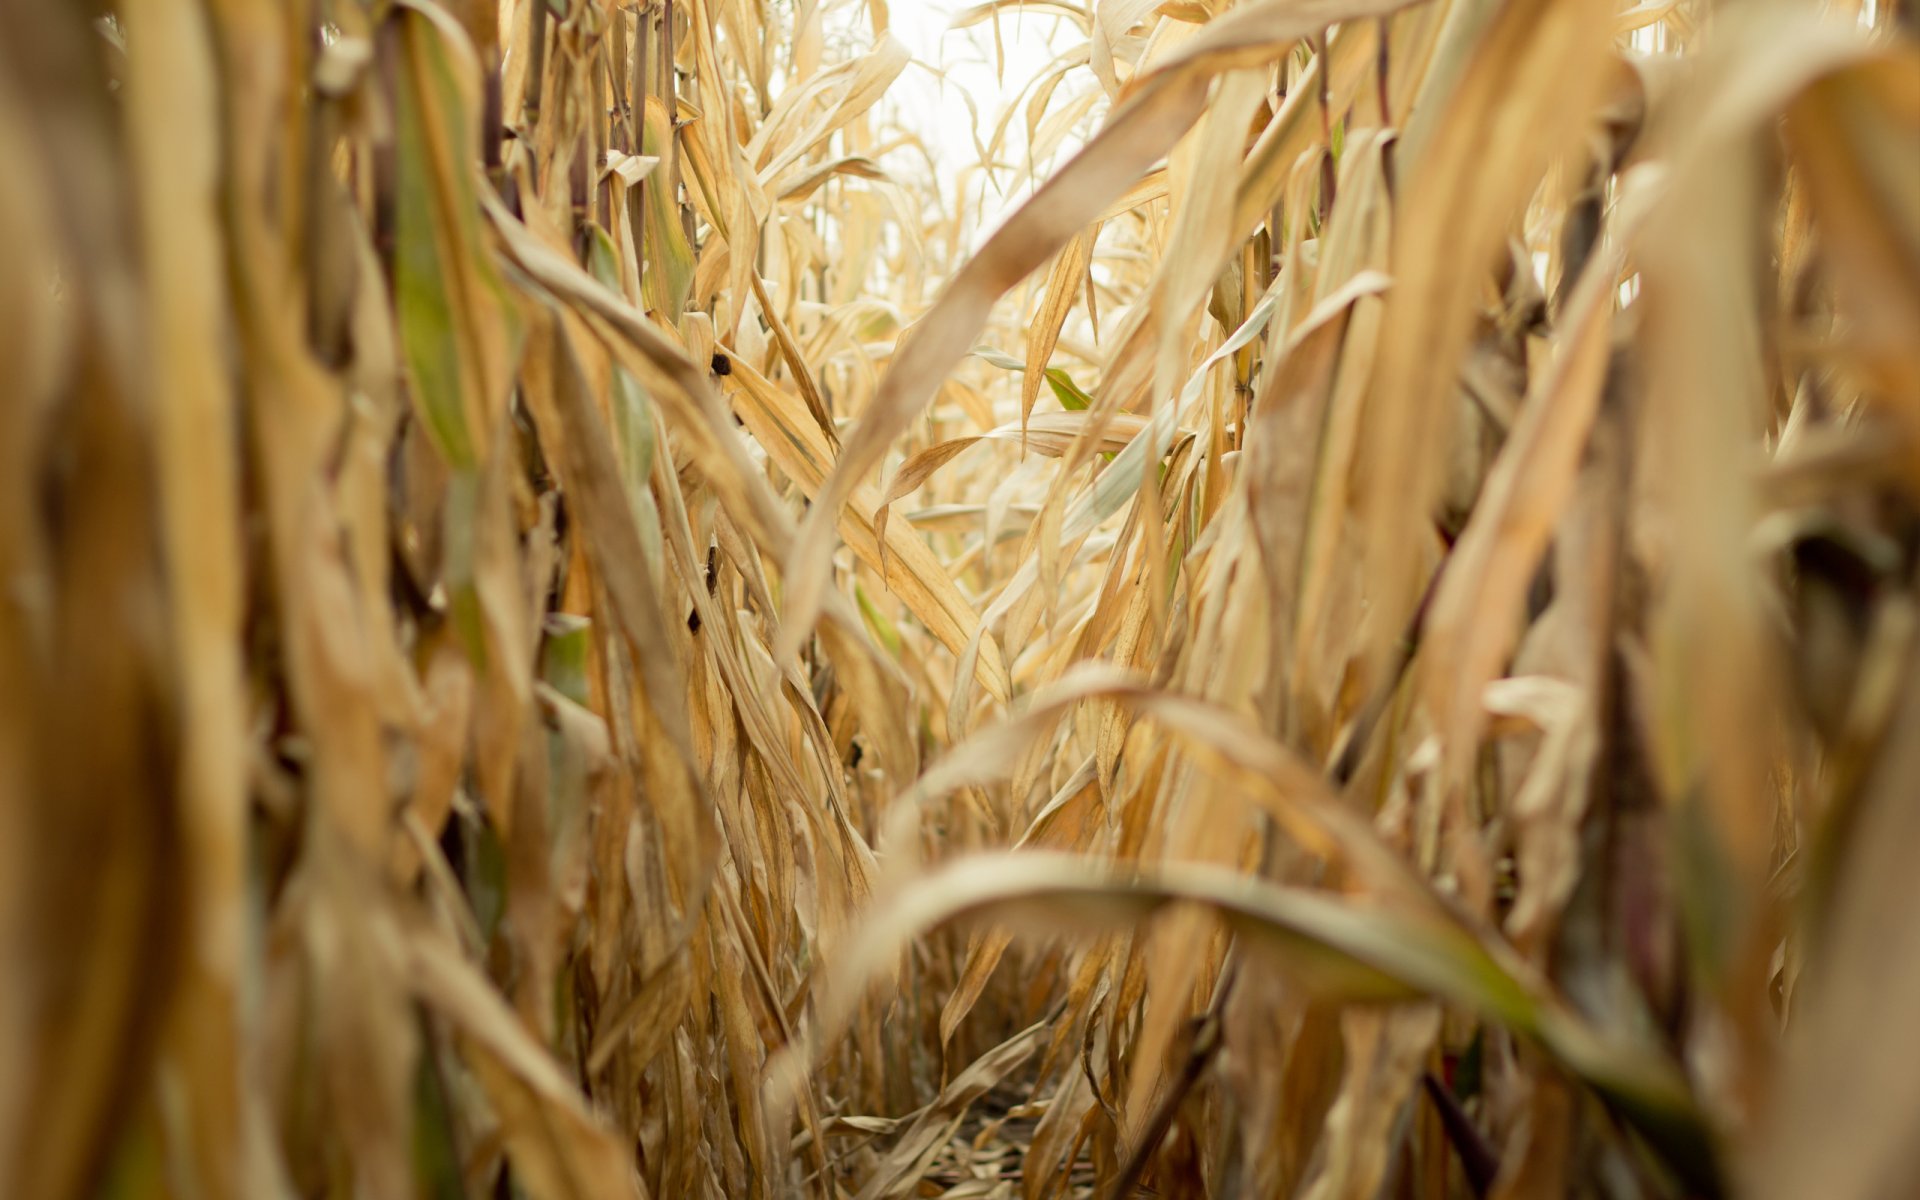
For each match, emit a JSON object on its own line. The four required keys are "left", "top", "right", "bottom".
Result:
{"left": 1, "top": 1, "right": 1916, "bottom": 1198}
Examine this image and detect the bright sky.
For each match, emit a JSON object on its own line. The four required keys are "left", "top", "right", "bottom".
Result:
{"left": 879, "top": 0, "right": 1090, "bottom": 249}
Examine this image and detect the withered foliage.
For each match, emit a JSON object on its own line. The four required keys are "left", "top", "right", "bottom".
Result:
{"left": 2, "top": 1, "right": 1918, "bottom": 1198}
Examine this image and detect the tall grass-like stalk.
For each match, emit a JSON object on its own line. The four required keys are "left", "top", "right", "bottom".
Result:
{"left": 1, "top": 1, "right": 1917, "bottom": 1197}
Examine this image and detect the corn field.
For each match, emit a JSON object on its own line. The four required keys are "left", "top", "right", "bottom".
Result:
{"left": 2, "top": 0, "right": 1918, "bottom": 1196}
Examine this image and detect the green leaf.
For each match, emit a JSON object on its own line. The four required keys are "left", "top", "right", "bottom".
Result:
{"left": 540, "top": 614, "right": 593, "bottom": 708}
{"left": 969, "top": 346, "right": 1094, "bottom": 411}
{"left": 855, "top": 581, "right": 904, "bottom": 657}
{"left": 459, "top": 805, "right": 509, "bottom": 943}
{"left": 588, "top": 227, "right": 665, "bottom": 582}
{"left": 638, "top": 96, "right": 694, "bottom": 317}
{"left": 393, "top": 6, "right": 523, "bottom": 472}
{"left": 1044, "top": 367, "right": 1093, "bottom": 410}
{"left": 412, "top": 1037, "right": 466, "bottom": 1200}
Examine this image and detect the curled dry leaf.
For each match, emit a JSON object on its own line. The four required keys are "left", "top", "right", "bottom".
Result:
{"left": 10, "top": 0, "right": 1917, "bottom": 1197}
